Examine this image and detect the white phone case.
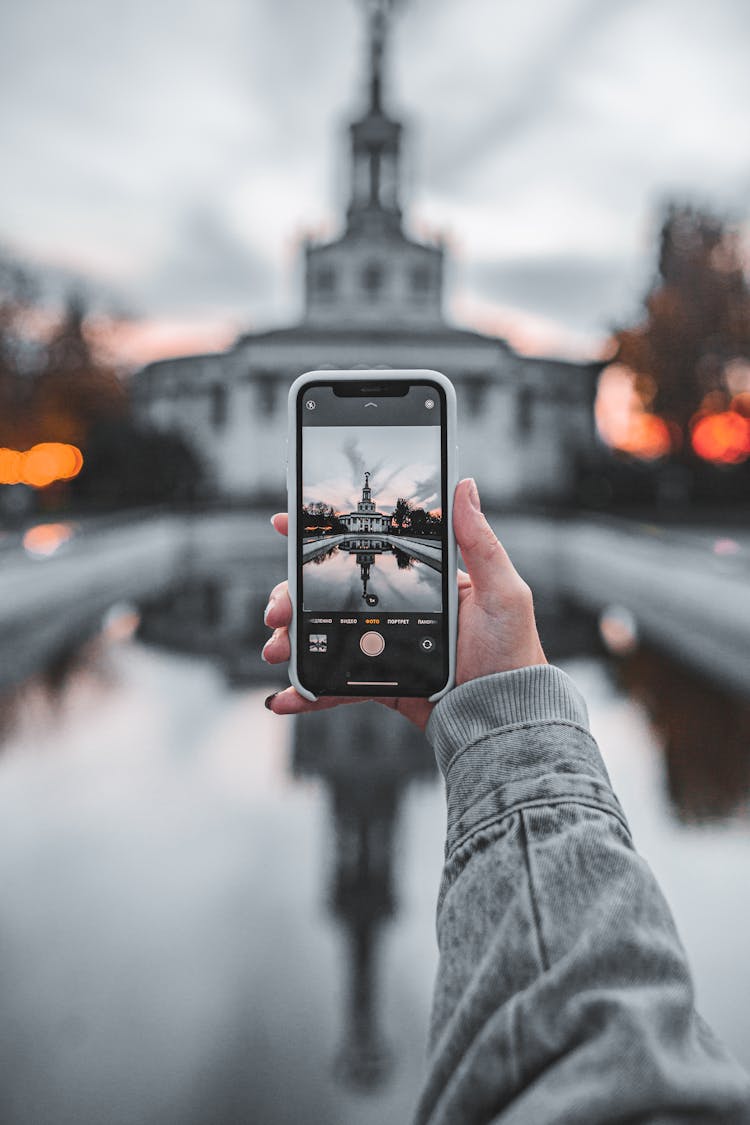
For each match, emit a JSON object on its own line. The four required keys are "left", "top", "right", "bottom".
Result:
{"left": 287, "top": 369, "right": 458, "bottom": 702}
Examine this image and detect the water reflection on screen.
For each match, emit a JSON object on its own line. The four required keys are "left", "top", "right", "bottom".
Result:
{"left": 303, "top": 545, "right": 441, "bottom": 613}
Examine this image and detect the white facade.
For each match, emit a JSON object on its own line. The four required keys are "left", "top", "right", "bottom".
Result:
{"left": 131, "top": 4, "right": 601, "bottom": 506}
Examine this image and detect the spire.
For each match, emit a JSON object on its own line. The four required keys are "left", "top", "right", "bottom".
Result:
{"left": 347, "top": 1, "right": 403, "bottom": 234}
{"left": 366, "top": 0, "right": 391, "bottom": 112}
{"left": 303, "top": 0, "right": 445, "bottom": 328}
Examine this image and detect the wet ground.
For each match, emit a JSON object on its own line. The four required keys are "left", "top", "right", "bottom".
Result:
{"left": 0, "top": 514, "right": 749, "bottom": 1123}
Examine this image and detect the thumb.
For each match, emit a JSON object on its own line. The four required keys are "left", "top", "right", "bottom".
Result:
{"left": 453, "top": 478, "right": 517, "bottom": 602}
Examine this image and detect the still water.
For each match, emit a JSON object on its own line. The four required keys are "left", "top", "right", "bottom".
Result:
{"left": 302, "top": 542, "right": 442, "bottom": 613}
{"left": 0, "top": 535, "right": 749, "bottom": 1124}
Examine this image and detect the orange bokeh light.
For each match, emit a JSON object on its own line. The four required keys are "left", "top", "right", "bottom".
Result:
{"left": 595, "top": 364, "right": 674, "bottom": 460}
{"left": 22, "top": 445, "right": 66, "bottom": 488}
{"left": 0, "top": 448, "right": 24, "bottom": 485}
{"left": 691, "top": 411, "right": 750, "bottom": 464}
{"left": 0, "top": 443, "right": 84, "bottom": 488}
{"left": 614, "top": 413, "right": 673, "bottom": 461}
{"left": 23, "top": 522, "right": 75, "bottom": 557}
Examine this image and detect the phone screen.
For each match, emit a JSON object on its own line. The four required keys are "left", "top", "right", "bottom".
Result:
{"left": 296, "top": 379, "right": 449, "bottom": 696}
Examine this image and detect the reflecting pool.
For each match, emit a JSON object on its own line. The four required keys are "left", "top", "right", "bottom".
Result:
{"left": 302, "top": 541, "right": 442, "bottom": 613}
{"left": 0, "top": 513, "right": 748, "bottom": 1124}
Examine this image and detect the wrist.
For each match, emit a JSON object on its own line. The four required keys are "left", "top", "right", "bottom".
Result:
{"left": 427, "top": 664, "right": 589, "bottom": 775}
{"left": 425, "top": 666, "right": 626, "bottom": 860}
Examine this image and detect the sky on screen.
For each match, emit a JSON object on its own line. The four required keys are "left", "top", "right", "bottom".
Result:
{"left": 303, "top": 425, "right": 441, "bottom": 513}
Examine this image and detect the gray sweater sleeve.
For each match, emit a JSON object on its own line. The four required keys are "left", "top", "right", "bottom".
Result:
{"left": 416, "top": 665, "right": 750, "bottom": 1125}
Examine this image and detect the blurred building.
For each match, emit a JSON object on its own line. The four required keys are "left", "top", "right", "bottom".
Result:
{"left": 131, "top": 2, "right": 601, "bottom": 504}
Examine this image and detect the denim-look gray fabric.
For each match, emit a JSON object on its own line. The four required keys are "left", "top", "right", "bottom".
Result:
{"left": 417, "top": 665, "right": 750, "bottom": 1125}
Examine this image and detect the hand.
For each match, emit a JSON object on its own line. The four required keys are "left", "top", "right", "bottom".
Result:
{"left": 262, "top": 477, "right": 547, "bottom": 731}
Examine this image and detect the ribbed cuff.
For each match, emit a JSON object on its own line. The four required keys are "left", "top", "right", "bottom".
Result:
{"left": 425, "top": 666, "right": 625, "bottom": 859}
{"left": 427, "top": 665, "right": 590, "bottom": 778}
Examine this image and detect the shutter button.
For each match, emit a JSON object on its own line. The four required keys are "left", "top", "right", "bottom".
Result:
{"left": 360, "top": 631, "right": 385, "bottom": 657}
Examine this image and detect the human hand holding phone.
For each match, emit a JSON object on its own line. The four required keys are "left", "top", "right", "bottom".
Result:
{"left": 263, "top": 477, "right": 547, "bottom": 731}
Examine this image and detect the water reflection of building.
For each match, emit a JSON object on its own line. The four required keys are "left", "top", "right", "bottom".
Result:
{"left": 341, "top": 539, "right": 389, "bottom": 552}
{"left": 292, "top": 703, "right": 435, "bottom": 1091}
{"left": 133, "top": 537, "right": 750, "bottom": 832}
{"left": 342, "top": 473, "right": 390, "bottom": 534}
{"left": 136, "top": 544, "right": 281, "bottom": 686}
{"left": 351, "top": 549, "right": 378, "bottom": 604}
{"left": 131, "top": 1, "right": 602, "bottom": 506}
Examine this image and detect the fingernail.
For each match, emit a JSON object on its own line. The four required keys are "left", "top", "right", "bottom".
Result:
{"left": 467, "top": 478, "right": 481, "bottom": 511}
{"left": 264, "top": 692, "right": 278, "bottom": 711}
{"left": 263, "top": 597, "right": 275, "bottom": 624}
{"left": 269, "top": 516, "right": 277, "bottom": 528}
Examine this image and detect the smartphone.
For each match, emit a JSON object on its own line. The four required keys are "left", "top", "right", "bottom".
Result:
{"left": 287, "top": 369, "right": 457, "bottom": 701}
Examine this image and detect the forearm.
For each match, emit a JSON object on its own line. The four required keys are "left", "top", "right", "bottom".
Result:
{"left": 417, "top": 666, "right": 750, "bottom": 1125}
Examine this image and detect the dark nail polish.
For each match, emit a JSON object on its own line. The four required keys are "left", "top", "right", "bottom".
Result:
{"left": 264, "top": 692, "right": 278, "bottom": 711}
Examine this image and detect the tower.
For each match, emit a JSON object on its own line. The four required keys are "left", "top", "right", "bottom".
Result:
{"left": 342, "top": 472, "right": 390, "bottom": 532}
{"left": 133, "top": 0, "right": 602, "bottom": 508}
{"left": 304, "top": 0, "right": 444, "bottom": 328}
{"left": 346, "top": 1, "right": 403, "bottom": 236}
{"left": 358, "top": 471, "right": 375, "bottom": 512}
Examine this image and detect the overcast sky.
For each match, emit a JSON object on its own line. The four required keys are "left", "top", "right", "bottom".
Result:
{"left": 1, "top": 0, "right": 748, "bottom": 364}
{"left": 303, "top": 425, "right": 441, "bottom": 512}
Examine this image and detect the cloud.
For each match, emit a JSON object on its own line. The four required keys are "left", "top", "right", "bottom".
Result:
{"left": 342, "top": 435, "right": 367, "bottom": 490}
{"left": 1, "top": 0, "right": 748, "bottom": 361}
{"left": 135, "top": 204, "right": 275, "bottom": 319}
{"left": 304, "top": 425, "right": 441, "bottom": 512}
{"left": 409, "top": 469, "right": 440, "bottom": 509}
{"left": 468, "top": 253, "right": 647, "bottom": 335}
{"left": 369, "top": 462, "right": 404, "bottom": 497}
{"left": 406, "top": 0, "right": 636, "bottom": 192}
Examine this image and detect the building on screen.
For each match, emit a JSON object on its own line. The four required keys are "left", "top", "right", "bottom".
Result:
{"left": 341, "top": 473, "right": 391, "bottom": 534}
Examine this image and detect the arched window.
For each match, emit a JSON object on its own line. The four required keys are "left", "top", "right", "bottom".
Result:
{"left": 411, "top": 264, "right": 431, "bottom": 294}
{"left": 255, "top": 374, "right": 277, "bottom": 417}
{"left": 315, "top": 265, "right": 336, "bottom": 299}
{"left": 516, "top": 386, "right": 533, "bottom": 435}
{"left": 463, "top": 375, "right": 488, "bottom": 417}
{"left": 362, "top": 261, "right": 384, "bottom": 296}
{"left": 211, "top": 383, "right": 227, "bottom": 429}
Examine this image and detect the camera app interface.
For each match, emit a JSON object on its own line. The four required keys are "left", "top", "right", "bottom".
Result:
{"left": 299, "top": 382, "right": 447, "bottom": 695}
